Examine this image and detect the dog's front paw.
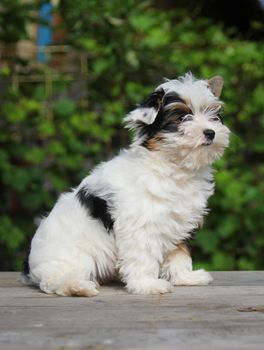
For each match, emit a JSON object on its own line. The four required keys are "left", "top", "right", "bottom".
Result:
{"left": 127, "top": 278, "right": 173, "bottom": 295}
{"left": 172, "top": 269, "right": 213, "bottom": 286}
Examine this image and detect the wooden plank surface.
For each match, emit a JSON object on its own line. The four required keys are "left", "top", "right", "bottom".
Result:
{"left": 0, "top": 272, "right": 264, "bottom": 350}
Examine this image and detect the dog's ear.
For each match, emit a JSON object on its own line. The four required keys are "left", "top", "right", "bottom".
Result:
{"left": 208, "top": 76, "right": 224, "bottom": 98}
{"left": 124, "top": 88, "right": 165, "bottom": 129}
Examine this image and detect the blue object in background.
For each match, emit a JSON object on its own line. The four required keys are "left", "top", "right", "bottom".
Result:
{"left": 259, "top": 0, "right": 264, "bottom": 9}
{"left": 37, "top": 2, "right": 53, "bottom": 62}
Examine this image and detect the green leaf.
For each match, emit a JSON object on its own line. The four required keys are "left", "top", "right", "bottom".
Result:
{"left": 0, "top": 216, "right": 24, "bottom": 250}
{"left": 53, "top": 99, "right": 76, "bottom": 117}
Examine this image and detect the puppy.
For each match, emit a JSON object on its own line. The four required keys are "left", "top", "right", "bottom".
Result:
{"left": 23, "top": 73, "right": 230, "bottom": 296}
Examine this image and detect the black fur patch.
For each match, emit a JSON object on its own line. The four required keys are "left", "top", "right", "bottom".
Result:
{"left": 76, "top": 188, "right": 114, "bottom": 233}
{"left": 23, "top": 256, "right": 30, "bottom": 275}
{"left": 133, "top": 89, "right": 194, "bottom": 150}
{"left": 162, "top": 92, "right": 186, "bottom": 106}
{"left": 140, "top": 88, "right": 165, "bottom": 110}
{"left": 139, "top": 91, "right": 189, "bottom": 146}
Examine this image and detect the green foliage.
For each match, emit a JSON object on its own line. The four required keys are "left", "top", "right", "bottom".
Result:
{"left": 0, "top": 0, "right": 264, "bottom": 270}
{"left": 0, "top": 0, "right": 37, "bottom": 43}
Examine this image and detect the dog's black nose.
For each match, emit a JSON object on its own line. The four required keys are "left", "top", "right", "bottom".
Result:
{"left": 203, "top": 129, "right": 215, "bottom": 141}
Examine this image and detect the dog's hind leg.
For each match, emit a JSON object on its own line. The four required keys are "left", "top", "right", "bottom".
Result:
{"left": 40, "top": 277, "right": 99, "bottom": 297}
{"left": 30, "top": 260, "right": 99, "bottom": 297}
{"left": 161, "top": 243, "right": 213, "bottom": 286}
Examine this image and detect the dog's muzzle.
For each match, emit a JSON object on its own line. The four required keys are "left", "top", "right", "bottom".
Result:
{"left": 202, "top": 129, "right": 215, "bottom": 146}
{"left": 203, "top": 129, "right": 215, "bottom": 141}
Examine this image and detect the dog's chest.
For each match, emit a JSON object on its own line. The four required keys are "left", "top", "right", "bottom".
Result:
{"left": 143, "top": 171, "right": 214, "bottom": 237}
{"left": 172, "top": 179, "right": 211, "bottom": 216}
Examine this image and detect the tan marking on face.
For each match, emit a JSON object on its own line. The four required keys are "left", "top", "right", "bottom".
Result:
{"left": 145, "top": 135, "right": 163, "bottom": 151}
{"left": 165, "top": 102, "right": 192, "bottom": 115}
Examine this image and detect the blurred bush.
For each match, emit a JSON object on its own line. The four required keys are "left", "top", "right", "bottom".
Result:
{"left": 0, "top": 0, "right": 263, "bottom": 270}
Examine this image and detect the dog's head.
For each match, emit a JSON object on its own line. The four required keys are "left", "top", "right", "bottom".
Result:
{"left": 124, "top": 73, "right": 230, "bottom": 169}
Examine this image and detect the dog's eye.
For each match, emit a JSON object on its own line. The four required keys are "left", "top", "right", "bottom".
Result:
{"left": 181, "top": 114, "right": 193, "bottom": 122}
{"left": 210, "top": 114, "right": 222, "bottom": 123}
{"left": 211, "top": 116, "right": 220, "bottom": 121}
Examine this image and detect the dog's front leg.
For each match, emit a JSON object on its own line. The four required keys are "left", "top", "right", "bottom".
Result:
{"left": 161, "top": 243, "right": 213, "bottom": 286}
{"left": 116, "top": 230, "right": 172, "bottom": 295}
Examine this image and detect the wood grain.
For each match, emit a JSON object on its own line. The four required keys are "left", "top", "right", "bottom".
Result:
{"left": 0, "top": 272, "right": 264, "bottom": 350}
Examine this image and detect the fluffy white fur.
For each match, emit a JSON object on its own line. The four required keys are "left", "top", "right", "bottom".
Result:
{"left": 25, "top": 73, "right": 230, "bottom": 296}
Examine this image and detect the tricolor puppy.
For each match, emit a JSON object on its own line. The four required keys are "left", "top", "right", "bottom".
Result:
{"left": 23, "top": 73, "right": 230, "bottom": 296}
